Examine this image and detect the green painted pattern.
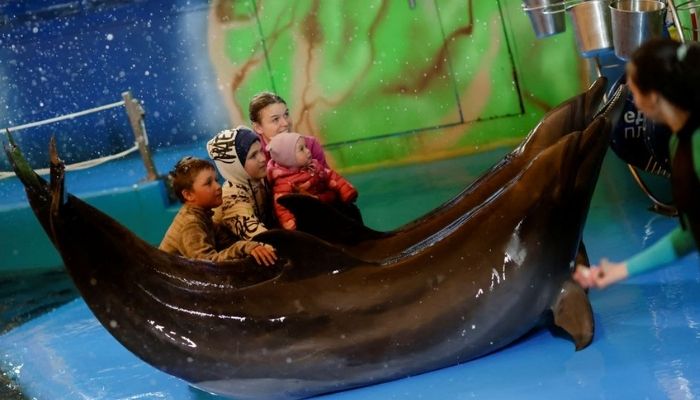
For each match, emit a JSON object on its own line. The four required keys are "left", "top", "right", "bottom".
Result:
{"left": 209, "top": 0, "right": 585, "bottom": 171}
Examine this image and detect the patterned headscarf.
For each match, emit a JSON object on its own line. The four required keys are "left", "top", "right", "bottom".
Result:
{"left": 206, "top": 125, "right": 260, "bottom": 184}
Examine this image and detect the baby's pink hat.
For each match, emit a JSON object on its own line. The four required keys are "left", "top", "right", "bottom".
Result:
{"left": 268, "top": 132, "right": 303, "bottom": 168}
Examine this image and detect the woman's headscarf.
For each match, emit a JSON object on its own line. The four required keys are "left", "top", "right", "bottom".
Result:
{"left": 206, "top": 125, "right": 260, "bottom": 184}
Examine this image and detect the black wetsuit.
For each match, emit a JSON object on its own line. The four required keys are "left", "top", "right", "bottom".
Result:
{"left": 672, "top": 113, "right": 700, "bottom": 250}
{"left": 625, "top": 113, "right": 700, "bottom": 275}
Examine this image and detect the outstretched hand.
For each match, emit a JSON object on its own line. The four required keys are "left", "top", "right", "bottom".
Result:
{"left": 250, "top": 244, "right": 278, "bottom": 266}
{"left": 573, "top": 258, "right": 629, "bottom": 289}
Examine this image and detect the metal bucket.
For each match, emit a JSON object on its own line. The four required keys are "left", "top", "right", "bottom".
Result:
{"left": 567, "top": 1, "right": 613, "bottom": 57}
{"left": 610, "top": 0, "right": 666, "bottom": 60}
{"left": 522, "top": 0, "right": 566, "bottom": 38}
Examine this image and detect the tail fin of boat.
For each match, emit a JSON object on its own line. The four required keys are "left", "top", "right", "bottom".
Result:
{"left": 3, "top": 130, "right": 55, "bottom": 242}
{"left": 3, "top": 130, "right": 47, "bottom": 196}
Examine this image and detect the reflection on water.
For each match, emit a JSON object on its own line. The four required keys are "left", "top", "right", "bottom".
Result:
{"left": 0, "top": 270, "right": 78, "bottom": 335}
{"left": 0, "top": 373, "right": 25, "bottom": 400}
{"left": 0, "top": 269, "right": 78, "bottom": 399}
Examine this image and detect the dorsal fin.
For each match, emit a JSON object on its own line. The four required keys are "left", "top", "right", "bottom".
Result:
{"left": 253, "top": 229, "right": 374, "bottom": 281}
{"left": 276, "top": 194, "right": 387, "bottom": 244}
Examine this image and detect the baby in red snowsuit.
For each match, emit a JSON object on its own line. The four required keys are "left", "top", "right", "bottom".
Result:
{"left": 267, "top": 132, "right": 358, "bottom": 230}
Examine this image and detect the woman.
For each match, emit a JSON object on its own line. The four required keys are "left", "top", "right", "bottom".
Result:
{"left": 248, "top": 91, "right": 329, "bottom": 168}
{"left": 206, "top": 126, "right": 276, "bottom": 240}
{"left": 249, "top": 91, "right": 363, "bottom": 223}
{"left": 574, "top": 38, "right": 700, "bottom": 289}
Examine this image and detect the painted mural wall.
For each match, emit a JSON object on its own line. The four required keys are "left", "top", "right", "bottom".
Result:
{"left": 0, "top": 0, "right": 585, "bottom": 174}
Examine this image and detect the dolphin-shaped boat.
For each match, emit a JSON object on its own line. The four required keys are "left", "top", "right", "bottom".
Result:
{"left": 4, "top": 83, "right": 622, "bottom": 399}
{"left": 279, "top": 78, "right": 623, "bottom": 263}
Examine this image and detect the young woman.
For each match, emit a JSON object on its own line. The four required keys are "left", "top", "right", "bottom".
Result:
{"left": 248, "top": 92, "right": 363, "bottom": 223}
{"left": 574, "top": 38, "right": 700, "bottom": 289}
{"left": 248, "top": 91, "right": 329, "bottom": 168}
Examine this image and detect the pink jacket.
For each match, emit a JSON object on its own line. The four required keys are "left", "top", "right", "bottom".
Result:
{"left": 267, "top": 159, "right": 357, "bottom": 230}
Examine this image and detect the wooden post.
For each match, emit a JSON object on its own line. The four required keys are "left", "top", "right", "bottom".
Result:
{"left": 123, "top": 91, "right": 158, "bottom": 181}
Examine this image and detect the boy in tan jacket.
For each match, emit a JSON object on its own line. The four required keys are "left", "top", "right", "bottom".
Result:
{"left": 159, "top": 156, "right": 277, "bottom": 266}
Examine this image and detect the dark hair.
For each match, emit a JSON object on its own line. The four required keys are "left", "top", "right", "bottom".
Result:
{"left": 629, "top": 38, "right": 700, "bottom": 112}
{"left": 249, "top": 92, "right": 287, "bottom": 124}
{"left": 169, "top": 156, "right": 216, "bottom": 203}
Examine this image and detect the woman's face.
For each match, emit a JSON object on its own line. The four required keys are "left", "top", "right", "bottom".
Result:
{"left": 627, "top": 63, "right": 660, "bottom": 123}
{"left": 243, "top": 141, "right": 268, "bottom": 180}
{"left": 252, "top": 102, "right": 292, "bottom": 141}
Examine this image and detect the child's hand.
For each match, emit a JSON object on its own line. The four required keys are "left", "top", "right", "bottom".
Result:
{"left": 344, "top": 189, "right": 358, "bottom": 203}
{"left": 250, "top": 243, "right": 277, "bottom": 266}
{"left": 282, "top": 219, "right": 296, "bottom": 230}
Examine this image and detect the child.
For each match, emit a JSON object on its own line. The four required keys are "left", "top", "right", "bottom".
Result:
{"left": 266, "top": 132, "right": 358, "bottom": 230}
{"left": 207, "top": 126, "right": 276, "bottom": 240}
{"left": 159, "top": 156, "right": 277, "bottom": 266}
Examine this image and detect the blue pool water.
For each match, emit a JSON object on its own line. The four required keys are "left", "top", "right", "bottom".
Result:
{"left": 1, "top": 148, "right": 699, "bottom": 399}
